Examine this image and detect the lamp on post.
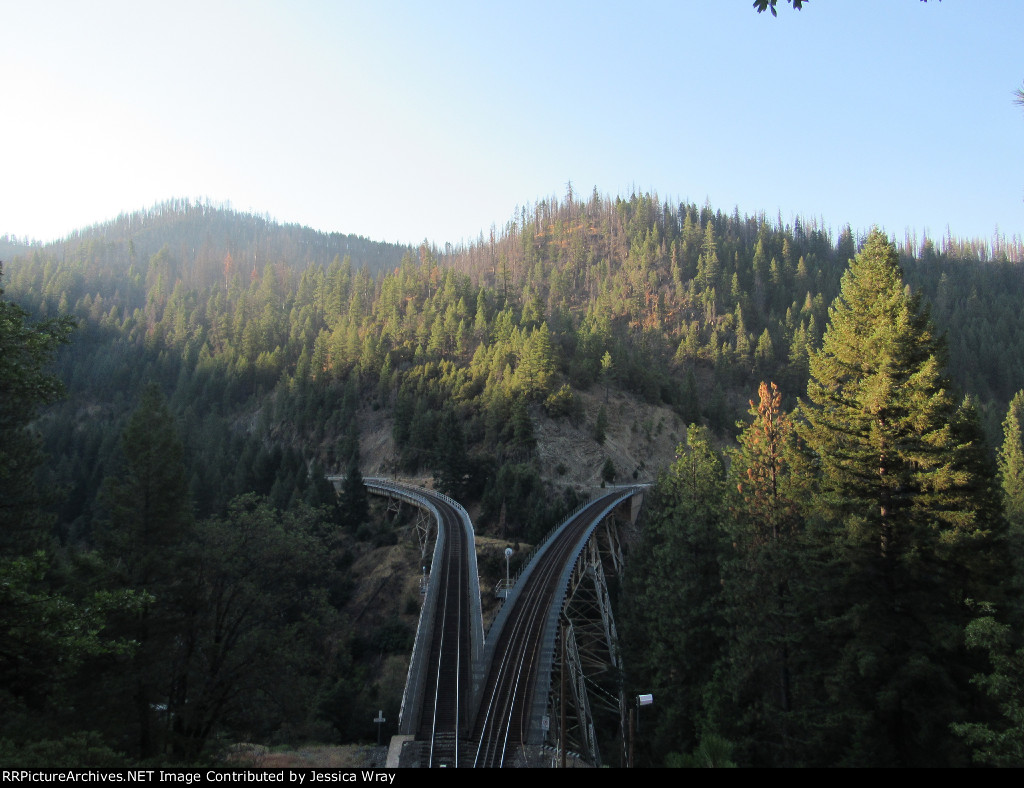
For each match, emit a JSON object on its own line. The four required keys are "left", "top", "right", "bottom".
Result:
{"left": 504, "top": 547, "right": 513, "bottom": 596}
{"left": 629, "top": 693, "right": 653, "bottom": 768}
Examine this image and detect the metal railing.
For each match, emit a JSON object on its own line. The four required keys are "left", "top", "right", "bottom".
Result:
{"left": 358, "top": 477, "right": 484, "bottom": 738}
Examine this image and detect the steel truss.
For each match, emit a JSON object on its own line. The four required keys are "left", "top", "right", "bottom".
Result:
{"left": 370, "top": 488, "right": 435, "bottom": 559}
{"left": 549, "top": 507, "right": 627, "bottom": 767}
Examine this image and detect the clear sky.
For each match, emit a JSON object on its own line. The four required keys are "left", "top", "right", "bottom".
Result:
{"left": 3, "top": 0, "right": 1022, "bottom": 248}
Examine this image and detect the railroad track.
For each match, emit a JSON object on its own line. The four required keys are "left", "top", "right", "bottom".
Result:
{"left": 340, "top": 476, "right": 636, "bottom": 768}
{"left": 469, "top": 489, "right": 634, "bottom": 768}
{"left": 415, "top": 491, "right": 471, "bottom": 767}
{"left": 354, "top": 479, "right": 480, "bottom": 768}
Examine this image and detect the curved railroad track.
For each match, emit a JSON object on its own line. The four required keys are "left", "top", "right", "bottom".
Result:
{"left": 415, "top": 489, "right": 471, "bottom": 767}
{"left": 355, "top": 479, "right": 478, "bottom": 768}
{"left": 469, "top": 489, "right": 634, "bottom": 768}
{"left": 343, "top": 476, "right": 637, "bottom": 768}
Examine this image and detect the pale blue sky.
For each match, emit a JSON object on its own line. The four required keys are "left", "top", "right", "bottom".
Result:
{"left": 3, "top": 1, "right": 1022, "bottom": 248}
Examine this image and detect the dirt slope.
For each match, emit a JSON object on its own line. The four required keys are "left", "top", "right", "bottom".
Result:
{"left": 354, "top": 386, "right": 685, "bottom": 495}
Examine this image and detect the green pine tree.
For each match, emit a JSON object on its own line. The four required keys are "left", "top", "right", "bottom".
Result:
{"left": 510, "top": 396, "right": 536, "bottom": 456}
{"left": 797, "top": 229, "right": 998, "bottom": 766}
{"left": 96, "top": 383, "right": 194, "bottom": 758}
{"left": 951, "top": 610, "right": 1024, "bottom": 767}
{"left": 997, "top": 391, "right": 1024, "bottom": 609}
{"left": 621, "top": 424, "right": 727, "bottom": 764}
{"left": 338, "top": 463, "right": 369, "bottom": 532}
{"left": 515, "top": 322, "right": 556, "bottom": 400}
{"left": 999, "top": 391, "right": 1024, "bottom": 538}
{"left": 593, "top": 405, "right": 608, "bottom": 445}
{"left": 0, "top": 268, "right": 138, "bottom": 751}
{"left": 0, "top": 263, "right": 75, "bottom": 553}
{"left": 433, "top": 405, "right": 470, "bottom": 499}
{"left": 600, "top": 350, "right": 614, "bottom": 403}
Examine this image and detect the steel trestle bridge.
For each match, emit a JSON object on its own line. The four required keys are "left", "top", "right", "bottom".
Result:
{"left": 328, "top": 476, "right": 645, "bottom": 768}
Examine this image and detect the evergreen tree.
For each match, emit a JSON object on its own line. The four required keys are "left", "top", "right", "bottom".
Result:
{"left": 600, "top": 350, "right": 614, "bottom": 403}
{"left": 305, "top": 460, "right": 342, "bottom": 523}
{"left": 947, "top": 396, "right": 1011, "bottom": 610}
{"left": 95, "top": 383, "right": 194, "bottom": 758}
{"left": 0, "top": 268, "right": 137, "bottom": 751}
{"left": 997, "top": 390, "right": 1024, "bottom": 610}
{"left": 797, "top": 229, "right": 998, "bottom": 766}
{"left": 951, "top": 610, "right": 1024, "bottom": 766}
{"left": 621, "top": 424, "right": 726, "bottom": 764}
{"left": 99, "top": 384, "right": 193, "bottom": 588}
{"left": 515, "top": 322, "right": 556, "bottom": 400}
{"left": 601, "top": 456, "right": 616, "bottom": 484}
{"left": 999, "top": 391, "right": 1024, "bottom": 539}
{"left": 0, "top": 263, "right": 75, "bottom": 553}
{"left": 433, "top": 405, "right": 470, "bottom": 498}
{"left": 714, "top": 381, "right": 823, "bottom": 766}
{"left": 338, "top": 463, "right": 369, "bottom": 532}
{"left": 509, "top": 396, "right": 536, "bottom": 456}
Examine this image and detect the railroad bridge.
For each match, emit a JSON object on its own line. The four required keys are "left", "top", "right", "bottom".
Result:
{"left": 330, "top": 476, "right": 645, "bottom": 768}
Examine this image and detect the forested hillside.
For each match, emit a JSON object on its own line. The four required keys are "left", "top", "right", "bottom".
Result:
{"left": 623, "top": 233, "right": 1024, "bottom": 767}
{"left": 2, "top": 193, "right": 1024, "bottom": 766}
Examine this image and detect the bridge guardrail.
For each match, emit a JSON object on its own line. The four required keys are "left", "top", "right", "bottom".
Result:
{"left": 527, "top": 486, "right": 638, "bottom": 746}
{"left": 476, "top": 487, "right": 641, "bottom": 718}
{"left": 359, "top": 477, "right": 484, "bottom": 737}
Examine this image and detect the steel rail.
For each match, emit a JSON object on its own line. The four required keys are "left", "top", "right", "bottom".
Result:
{"left": 421, "top": 499, "right": 467, "bottom": 766}
{"left": 333, "top": 472, "right": 481, "bottom": 761}
{"left": 354, "top": 478, "right": 478, "bottom": 768}
{"left": 470, "top": 490, "right": 635, "bottom": 767}
{"left": 472, "top": 543, "right": 559, "bottom": 766}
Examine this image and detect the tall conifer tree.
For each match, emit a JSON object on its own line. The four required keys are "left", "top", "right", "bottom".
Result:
{"left": 998, "top": 390, "right": 1024, "bottom": 605}
{"left": 338, "top": 463, "right": 369, "bottom": 532}
{"left": 0, "top": 265, "right": 134, "bottom": 755}
{"left": 0, "top": 263, "right": 75, "bottom": 553}
{"left": 999, "top": 390, "right": 1024, "bottom": 535}
{"left": 97, "top": 383, "right": 194, "bottom": 758}
{"left": 621, "top": 424, "right": 726, "bottom": 763}
{"left": 798, "top": 229, "right": 999, "bottom": 766}
{"left": 717, "top": 383, "right": 806, "bottom": 762}
{"left": 712, "top": 381, "right": 839, "bottom": 766}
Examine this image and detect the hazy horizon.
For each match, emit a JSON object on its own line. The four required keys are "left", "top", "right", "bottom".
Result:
{"left": 4, "top": 1, "right": 1023, "bottom": 248}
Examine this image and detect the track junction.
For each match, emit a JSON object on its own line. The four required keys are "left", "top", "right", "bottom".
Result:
{"left": 329, "top": 476, "right": 645, "bottom": 768}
